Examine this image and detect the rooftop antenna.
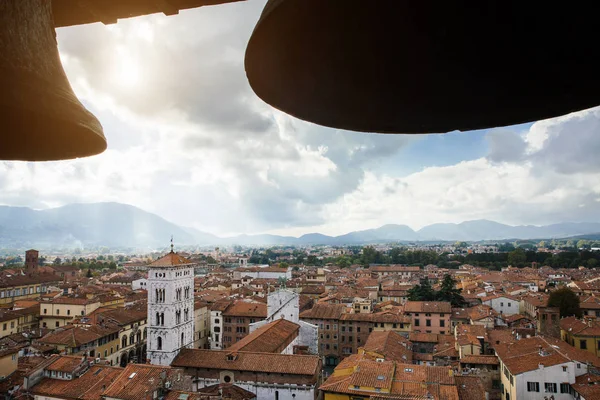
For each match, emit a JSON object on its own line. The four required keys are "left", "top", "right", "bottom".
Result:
{"left": 171, "top": 236, "right": 174, "bottom": 253}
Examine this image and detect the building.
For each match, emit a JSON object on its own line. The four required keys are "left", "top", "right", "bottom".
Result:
{"left": 300, "top": 303, "right": 346, "bottom": 366}
{"left": 146, "top": 249, "right": 196, "bottom": 366}
{"left": 248, "top": 290, "right": 319, "bottom": 355}
{"left": 194, "top": 300, "right": 210, "bottom": 349}
{"left": 36, "top": 324, "right": 121, "bottom": 363}
{"left": 0, "top": 347, "right": 18, "bottom": 380}
{"left": 88, "top": 304, "right": 148, "bottom": 367}
{"left": 359, "top": 330, "right": 412, "bottom": 363}
{"left": 0, "top": 273, "right": 60, "bottom": 305}
{"left": 482, "top": 294, "right": 519, "bottom": 316}
{"left": 39, "top": 296, "right": 102, "bottom": 329}
{"left": 369, "top": 265, "right": 420, "bottom": 278}
{"left": 495, "top": 335, "right": 600, "bottom": 400}
{"left": 25, "top": 249, "right": 39, "bottom": 274}
{"left": 0, "top": 306, "right": 39, "bottom": 338}
{"left": 233, "top": 266, "right": 292, "bottom": 280}
{"left": 560, "top": 316, "right": 600, "bottom": 357}
{"left": 172, "top": 348, "right": 322, "bottom": 400}
{"left": 404, "top": 301, "right": 452, "bottom": 334}
{"left": 319, "top": 354, "right": 459, "bottom": 400}
{"left": 28, "top": 357, "right": 202, "bottom": 400}
{"left": 209, "top": 300, "right": 230, "bottom": 350}
{"left": 222, "top": 299, "right": 267, "bottom": 349}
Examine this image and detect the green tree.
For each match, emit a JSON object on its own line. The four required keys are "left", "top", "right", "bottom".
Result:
{"left": 436, "top": 274, "right": 466, "bottom": 307}
{"left": 86, "top": 268, "right": 93, "bottom": 278}
{"left": 587, "top": 259, "right": 598, "bottom": 269}
{"left": 407, "top": 278, "right": 435, "bottom": 301}
{"left": 547, "top": 287, "right": 582, "bottom": 318}
{"left": 279, "top": 262, "right": 289, "bottom": 269}
{"left": 53, "top": 257, "right": 62, "bottom": 265}
{"left": 335, "top": 256, "right": 350, "bottom": 268}
{"left": 508, "top": 248, "right": 527, "bottom": 267}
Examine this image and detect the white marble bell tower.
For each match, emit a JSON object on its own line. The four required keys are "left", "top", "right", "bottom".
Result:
{"left": 147, "top": 240, "right": 195, "bottom": 366}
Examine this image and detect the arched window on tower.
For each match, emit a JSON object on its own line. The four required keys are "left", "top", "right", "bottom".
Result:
{"left": 129, "top": 333, "right": 135, "bottom": 346}
{"left": 122, "top": 335, "right": 127, "bottom": 349}
{"left": 157, "top": 336, "right": 162, "bottom": 350}
{"left": 156, "top": 312, "right": 160, "bottom": 325}
{"left": 184, "top": 308, "right": 189, "bottom": 322}
{"left": 181, "top": 332, "right": 184, "bottom": 348}
{"left": 160, "top": 313, "right": 165, "bottom": 326}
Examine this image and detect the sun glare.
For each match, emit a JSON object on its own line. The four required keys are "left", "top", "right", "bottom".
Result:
{"left": 112, "top": 46, "right": 141, "bottom": 88}
{"left": 116, "top": 56, "right": 140, "bottom": 87}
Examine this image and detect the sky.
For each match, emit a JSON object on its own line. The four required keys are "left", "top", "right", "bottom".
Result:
{"left": 2, "top": 1, "right": 600, "bottom": 237}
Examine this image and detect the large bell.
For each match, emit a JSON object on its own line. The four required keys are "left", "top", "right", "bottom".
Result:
{"left": 0, "top": 0, "right": 106, "bottom": 161}
{"left": 245, "top": 1, "right": 600, "bottom": 133}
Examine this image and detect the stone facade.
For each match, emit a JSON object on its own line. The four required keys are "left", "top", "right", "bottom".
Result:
{"left": 147, "top": 252, "right": 195, "bottom": 366}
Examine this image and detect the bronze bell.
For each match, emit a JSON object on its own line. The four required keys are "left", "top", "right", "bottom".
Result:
{"left": 245, "top": 1, "right": 600, "bottom": 133}
{"left": 0, "top": 0, "right": 106, "bottom": 161}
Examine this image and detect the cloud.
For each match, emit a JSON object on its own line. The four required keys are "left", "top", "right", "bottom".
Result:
{"left": 487, "top": 129, "right": 525, "bottom": 163}
{"left": 1, "top": 3, "right": 600, "bottom": 238}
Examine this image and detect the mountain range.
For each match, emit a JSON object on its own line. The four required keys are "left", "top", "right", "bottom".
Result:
{"left": 1, "top": 202, "right": 600, "bottom": 249}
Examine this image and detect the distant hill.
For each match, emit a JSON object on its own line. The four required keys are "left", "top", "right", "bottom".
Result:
{"left": 1, "top": 202, "right": 600, "bottom": 248}
{"left": 0, "top": 203, "right": 199, "bottom": 249}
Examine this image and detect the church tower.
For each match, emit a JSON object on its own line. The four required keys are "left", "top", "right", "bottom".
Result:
{"left": 147, "top": 243, "right": 195, "bottom": 366}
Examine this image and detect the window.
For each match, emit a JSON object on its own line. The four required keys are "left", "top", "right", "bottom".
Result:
{"left": 492, "top": 380, "right": 501, "bottom": 389}
{"left": 581, "top": 340, "right": 588, "bottom": 350}
{"left": 500, "top": 302, "right": 504, "bottom": 307}
{"left": 67, "top": 309, "right": 71, "bottom": 315}
{"left": 527, "top": 382, "right": 539, "bottom": 392}
{"left": 440, "top": 320, "right": 445, "bottom": 327}
{"left": 2, "top": 323, "right": 5, "bottom": 331}
{"left": 157, "top": 336, "right": 162, "bottom": 350}
{"left": 508, "top": 302, "right": 511, "bottom": 307}
{"left": 545, "top": 383, "right": 557, "bottom": 393}
{"left": 357, "top": 327, "right": 361, "bottom": 333}
{"left": 415, "top": 320, "right": 420, "bottom": 326}
{"left": 215, "top": 319, "right": 220, "bottom": 324}
{"left": 55, "top": 321, "right": 59, "bottom": 327}
{"left": 43, "top": 308, "right": 47, "bottom": 314}
{"left": 560, "top": 383, "right": 570, "bottom": 394}
{"left": 426, "top": 319, "right": 431, "bottom": 327}
{"left": 563, "top": 366, "right": 567, "bottom": 372}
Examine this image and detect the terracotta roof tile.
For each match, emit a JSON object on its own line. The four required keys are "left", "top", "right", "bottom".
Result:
{"left": 149, "top": 252, "right": 194, "bottom": 267}
{"left": 222, "top": 300, "right": 267, "bottom": 318}
{"left": 172, "top": 349, "right": 321, "bottom": 377}
{"left": 32, "top": 365, "right": 123, "bottom": 400}
{"left": 454, "top": 376, "right": 486, "bottom": 400}
{"left": 362, "top": 330, "right": 412, "bottom": 363}
{"left": 404, "top": 301, "right": 452, "bottom": 314}
{"left": 103, "top": 364, "right": 189, "bottom": 400}
{"left": 300, "top": 303, "right": 346, "bottom": 320}
{"left": 226, "top": 319, "right": 299, "bottom": 353}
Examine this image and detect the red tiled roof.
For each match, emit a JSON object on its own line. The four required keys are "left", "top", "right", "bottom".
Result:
{"left": 226, "top": 319, "right": 299, "bottom": 353}
{"left": 459, "top": 355, "right": 499, "bottom": 365}
{"left": 172, "top": 349, "right": 321, "bottom": 376}
{"left": 149, "top": 252, "right": 194, "bottom": 267}
{"left": 300, "top": 303, "right": 346, "bottom": 320}
{"left": 362, "top": 330, "right": 412, "bottom": 363}
{"left": 404, "top": 301, "right": 452, "bottom": 314}
{"left": 103, "top": 364, "right": 186, "bottom": 400}
{"left": 45, "top": 355, "right": 87, "bottom": 373}
{"left": 222, "top": 300, "right": 267, "bottom": 318}
{"left": 454, "top": 376, "right": 486, "bottom": 400}
{"left": 32, "top": 365, "right": 123, "bottom": 400}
